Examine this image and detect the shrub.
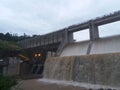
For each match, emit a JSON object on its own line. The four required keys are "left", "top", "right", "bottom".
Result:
{"left": 0, "top": 75, "right": 17, "bottom": 90}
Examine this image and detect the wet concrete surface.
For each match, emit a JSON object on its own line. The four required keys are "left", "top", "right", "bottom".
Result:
{"left": 12, "top": 79, "right": 87, "bottom": 90}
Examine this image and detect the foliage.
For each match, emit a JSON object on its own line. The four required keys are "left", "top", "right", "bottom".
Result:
{"left": 0, "top": 75, "right": 17, "bottom": 90}
{"left": 0, "top": 32, "right": 32, "bottom": 59}
{"left": 0, "top": 32, "right": 31, "bottom": 42}
{"left": 0, "top": 40, "right": 21, "bottom": 51}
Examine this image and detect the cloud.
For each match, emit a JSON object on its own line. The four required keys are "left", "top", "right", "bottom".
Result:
{"left": 0, "top": 0, "right": 120, "bottom": 37}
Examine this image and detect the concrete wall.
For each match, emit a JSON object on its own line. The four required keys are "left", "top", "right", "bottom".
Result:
{"left": 19, "top": 62, "right": 32, "bottom": 75}
{"left": 91, "top": 35, "right": 120, "bottom": 54}
{"left": 1, "top": 57, "right": 32, "bottom": 76}
{"left": 2, "top": 57, "right": 22, "bottom": 76}
{"left": 60, "top": 35, "right": 120, "bottom": 56}
{"left": 8, "top": 57, "right": 20, "bottom": 75}
{"left": 61, "top": 41, "right": 89, "bottom": 56}
{"left": 43, "top": 53, "right": 120, "bottom": 87}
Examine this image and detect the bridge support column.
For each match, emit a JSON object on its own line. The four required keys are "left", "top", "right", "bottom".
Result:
{"left": 65, "top": 29, "right": 73, "bottom": 43}
{"left": 64, "top": 29, "right": 69, "bottom": 43}
{"left": 68, "top": 32, "right": 73, "bottom": 43}
{"left": 89, "top": 21, "right": 99, "bottom": 41}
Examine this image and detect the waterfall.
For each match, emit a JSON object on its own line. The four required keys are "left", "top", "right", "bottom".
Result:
{"left": 43, "top": 56, "right": 75, "bottom": 80}
{"left": 43, "top": 53, "right": 120, "bottom": 87}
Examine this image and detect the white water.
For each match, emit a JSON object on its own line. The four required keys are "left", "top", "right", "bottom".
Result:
{"left": 37, "top": 79, "right": 120, "bottom": 90}
{"left": 43, "top": 54, "right": 120, "bottom": 88}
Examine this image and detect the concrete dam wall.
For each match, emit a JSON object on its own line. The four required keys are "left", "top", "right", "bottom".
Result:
{"left": 60, "top": 35, "right": 120, "bottom": 56}
{"left": 43, "top": 53, "right": 120, "bottom": 87}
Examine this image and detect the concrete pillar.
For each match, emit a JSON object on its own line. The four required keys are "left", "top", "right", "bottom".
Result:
{"left": 47, "top": 51, "right": 52, "bottom": 58}
{"left": 68, "top": 32, "right": 73, "bottom": 43}
{"left": 3, "top": 66, "right": 8, "bottom": 75}
{"left": 64, "top": 29, "right": 69, "bottom": 43}
{"left": 89, "top": 20, "right": 99, "bottom": 41}
{"left": 65, "top": 29, "right": 73, "bottom": 43}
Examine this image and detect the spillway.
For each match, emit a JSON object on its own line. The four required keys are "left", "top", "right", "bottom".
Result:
{"left": 43, "top": 53, "right": 120, "bottom": 87}
{"left": 60, "top": 35, "right": 120, "bottom": 56}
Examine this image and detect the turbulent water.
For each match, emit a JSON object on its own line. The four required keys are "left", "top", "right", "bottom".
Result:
{"left": 43, "top": 53, "right": 120, "bottom": 87}
{"left": 43, "top": 56, "right": 75, "bottom": 80}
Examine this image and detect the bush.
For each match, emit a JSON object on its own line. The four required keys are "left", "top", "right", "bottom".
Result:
{"left": 0, "top": 75, "right": 17, "bottom": 90}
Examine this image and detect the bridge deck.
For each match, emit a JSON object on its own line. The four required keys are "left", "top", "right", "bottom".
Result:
{"left": 17, "top": 10, "right": 120, "bottom": 56}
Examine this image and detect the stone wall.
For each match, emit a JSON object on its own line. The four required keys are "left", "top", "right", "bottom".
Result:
{"left": 43, "top": 53, "right": 120, "bottom": 87}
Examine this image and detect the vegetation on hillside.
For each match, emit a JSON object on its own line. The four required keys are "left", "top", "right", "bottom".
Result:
{"left": 0, "top": 32, "right": 31, "bottom": 50}
{"left": 0, "top": 40, "right": 21, "bottom": 51}
{"left": 0, "top": 32, "right": 31, "bottom": 42}
{"left": 0, "top": 32, "right": 32, "bottom": 60}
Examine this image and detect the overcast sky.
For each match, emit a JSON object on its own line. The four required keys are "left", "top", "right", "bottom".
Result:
{"left": 0, "top": 0, "right": 120, "bottom": 40}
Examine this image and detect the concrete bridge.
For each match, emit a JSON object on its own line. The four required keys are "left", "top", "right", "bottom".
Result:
{"left": 17, "top": 10, "right": 120, "bottom": 74}
{"left": 18, "top": 10, "right": 120, "bottom": 57}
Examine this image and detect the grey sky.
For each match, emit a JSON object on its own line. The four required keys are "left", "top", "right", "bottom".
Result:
{"left": 0, "top": 0, "right": 120, "bottom": 40}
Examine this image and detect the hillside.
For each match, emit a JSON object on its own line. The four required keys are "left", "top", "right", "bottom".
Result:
{"left": 0, "top": 32, "right": 30, "bottom": 59}
{"left": 0, "top": 40, "right": 21, "bottom": 51}
{"left": 0, "top": 40, "right": 23, "bottom": 58}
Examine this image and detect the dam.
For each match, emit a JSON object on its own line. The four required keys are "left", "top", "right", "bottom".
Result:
{"left": 16, "top": 10, "right": 120, "bottom": 90}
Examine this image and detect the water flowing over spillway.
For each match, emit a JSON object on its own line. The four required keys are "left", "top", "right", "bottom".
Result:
{"left": 43, "top": 56, "right": 75, "bottom": 80}
{"left": 43, "top": 53, "right": 120, "bottom": 87}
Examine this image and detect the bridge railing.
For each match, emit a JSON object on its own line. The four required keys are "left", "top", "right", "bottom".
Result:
{"left": 17, "top": 30, "right": 66, "bottom": 49}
